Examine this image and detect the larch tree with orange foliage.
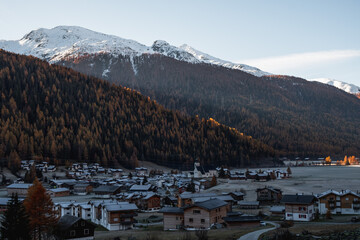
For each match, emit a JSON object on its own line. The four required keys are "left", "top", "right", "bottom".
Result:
{"left": 23, "top": 178, "right": 58, "bottom": 240}
{"left": 325, "top": 156, "right": 331, "bottom": 165}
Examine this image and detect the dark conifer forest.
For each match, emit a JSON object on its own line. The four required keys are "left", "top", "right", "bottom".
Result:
{"left": 60, "top": 54, "right": 360, "bottom": 157}
{"left": 0, "top": 50, "right": 274, "bottom": 169}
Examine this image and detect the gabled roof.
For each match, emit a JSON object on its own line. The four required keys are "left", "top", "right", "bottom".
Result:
{"left": 238, "top": 201, "right": 260, "bottom": 206}
{"left": 159, "top": 207, "right": 184, "bottom": 214}
{"left": 187, "top": 198, "right": 228, "bottom": 211}
{"left": 129, "top": 184, "right": 152, "bottom": 191}
{"left": 180, "top": 192, "right": 217, "bottom": 199}
{"left": 281, "top": 194, "right": 316, "bottom": 204}
{"left": 256, "top": 186, "right": 282, "bottom": 193}
{"left": 57, "top": 215, "right": 80, "bottom": 230}
{"left": 316, "top": 189, "right": 340, "bottom": 198}
{"left": 57, "top": 215, "right": 95, "bottom": 231}
{"left": 229, "top": 191, "right": 245, "bottom": 197}
{"left": 6, "top": 183, "right": 33, "bottom": 189}
{"left": 339, "top": 190, "right": 360, "bottom": 197}
{"left": 104, "top": 202, "right": 138, "bottom": 212}
{"left": 93, "top": 185, "right": 121, "bottom": 193}
{"left": 270, "top": 206, "right": 285, "bottom": 213}
{"left": 143, "top": 192, "right": 160, "bottom": 200}
{"left": 49, "top": 188, "right": 69, "bottom": 193}
{"left": 192, "top": 195, "right": 234, "bottom": 203}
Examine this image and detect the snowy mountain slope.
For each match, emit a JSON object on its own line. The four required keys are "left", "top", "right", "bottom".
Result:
{"left": 180, "top": 44, "right": 271, "bottom": 77}
{"left": 0, "top": 26, "right": 153, "bottom": 63}
{"left": 310, "top": 78, "right": 360, "bottom": 94}
{"left": 0, "top": 26, "right": 269, "bottom": 77}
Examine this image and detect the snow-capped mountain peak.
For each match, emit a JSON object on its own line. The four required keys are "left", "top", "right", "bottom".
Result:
{"left": 1, "top": 26, "right": 153, "bottom": 62}
{"left": 151, "top": 40, "right": 199, "bottom": 63}
{"left": 0, "top": 26, "right": 269, "bottom": 76}
{"left": 310, "top": 78, "right": 360, "bottom": 94}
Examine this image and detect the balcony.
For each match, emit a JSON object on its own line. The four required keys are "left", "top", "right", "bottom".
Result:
{"left": 353, "top": 204, "right": 360, "bottom": 210}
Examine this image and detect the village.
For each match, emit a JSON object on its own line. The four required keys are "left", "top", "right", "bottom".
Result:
{"left": 1, "top": 158, "right": 360, "bottom": 240}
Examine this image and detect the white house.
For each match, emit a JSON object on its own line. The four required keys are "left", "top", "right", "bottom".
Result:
{"left": 281, "top": 194, "right": 316, "bottom": 221}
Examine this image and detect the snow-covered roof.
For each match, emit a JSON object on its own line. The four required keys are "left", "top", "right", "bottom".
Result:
{"left": 6, "top": 183, "right": 33, "bottom": 189}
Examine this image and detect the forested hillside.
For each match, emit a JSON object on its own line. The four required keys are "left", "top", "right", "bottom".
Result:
{"left": 0, "top": 50, "right": 274, "bottom": 170}
{"left": 60, "top": 54, "right": 360, "bottom": 157}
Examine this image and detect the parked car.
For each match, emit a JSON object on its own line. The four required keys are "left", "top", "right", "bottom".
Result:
{"left": 351, "top": 216, "right": 360, "bottom": 222}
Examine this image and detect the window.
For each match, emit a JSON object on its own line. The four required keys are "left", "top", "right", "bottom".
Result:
{"left": 193, "top": 210, "right": 200, "bottom": 214}
{"left": 176, "top": 217, "right": 179, "bottom": 220}
{"left": 287, "top": 213, "right": 293, "bottom": 217}
{"left": 81, "top": 221, "right": 85, "bottom": 226}
{"left": 189, "top": 218, "right": 193, "bottom": 223}
{"left": 346, "top": 198, "right": 349, "bottom": 201}
{"left": 201, "top": 219, "right": 205, "bottom": 223}
{"left": 84, "top": 229, "right": 89, "bottom": 235}
{"left": 70, "top": 230, "right": 76, "bottom": 237}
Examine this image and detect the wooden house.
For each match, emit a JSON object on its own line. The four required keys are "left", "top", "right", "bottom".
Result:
{"left": 256, "top": 186, "right": 282, "bottom": 204}
{"left": 48, "top": 188, "right": 70, "bottom": 197}
{"left": 183, "top": 199, "right": 228, "bottom": 229}
{"left": 137, "top": 193, "right": 161, "bottom": 211}
{"left": 317, "top": 189, "right": 360, "bottom": 215}
{"left": 93, "top": 185, "right": 121, "bottom": 198}
{"left": 160, "top": 199, "right": 228, "bottom": 230}
{"left": 55, "top": 215, "right": 95, "bottom": 240}
{"left": 238, "top": 201, "right": 260, "bottom": 209}
{"left": 223, "top": 212, "right": 261, "bottom": 229}
{"left": 100, "top": 202, "right": 138, "bottom": 230}
{"left": 159, "top": 207, "right": 184, "bottom": 230}
{"left": 73, "top": 184, "right": 93, "bottom": 195}
{"left": 6, "top": 183, "right": 32, "bottom": 197}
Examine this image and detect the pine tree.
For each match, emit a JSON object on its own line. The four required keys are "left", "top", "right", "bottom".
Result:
{"left": 23, "top": 178, "right": 58, "bottom": 240}
{"left": 7, "top": 150, "right": 21, "bottom": 173}
{"left": 287, "top": 166, "right": 292, "bottom": 175}
{"left": 211, "top": 175, "right": 217, "bottom": 187}
{"left": 218, "top": 167, "right": 225, "bottom": 178}
{"left": 25, "top": 164, "right": 36, "bottom": 183}
{"left": 0, "top": 193, "right": 31, "bottom": 240}
{"left": 142, "top": 176, "right": 148, "bottom": 185}
{"left": 186, "top": 179, "right": 196, "bottom": 193}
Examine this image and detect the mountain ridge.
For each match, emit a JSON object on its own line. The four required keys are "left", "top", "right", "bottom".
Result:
{"left": 0, "top": 26, "right": 269, "bottom": 77}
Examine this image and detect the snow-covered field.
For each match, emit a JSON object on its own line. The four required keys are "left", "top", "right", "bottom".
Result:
{"left": 206, "top": 166, "right": 360, "bottom": 201}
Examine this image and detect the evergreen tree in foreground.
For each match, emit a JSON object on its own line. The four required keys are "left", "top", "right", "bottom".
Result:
{"left": 0, "top": 193, "right": 31, "bottom": 240}
{"left": 24, "top": 178, "right": 58, "bottom": 240}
